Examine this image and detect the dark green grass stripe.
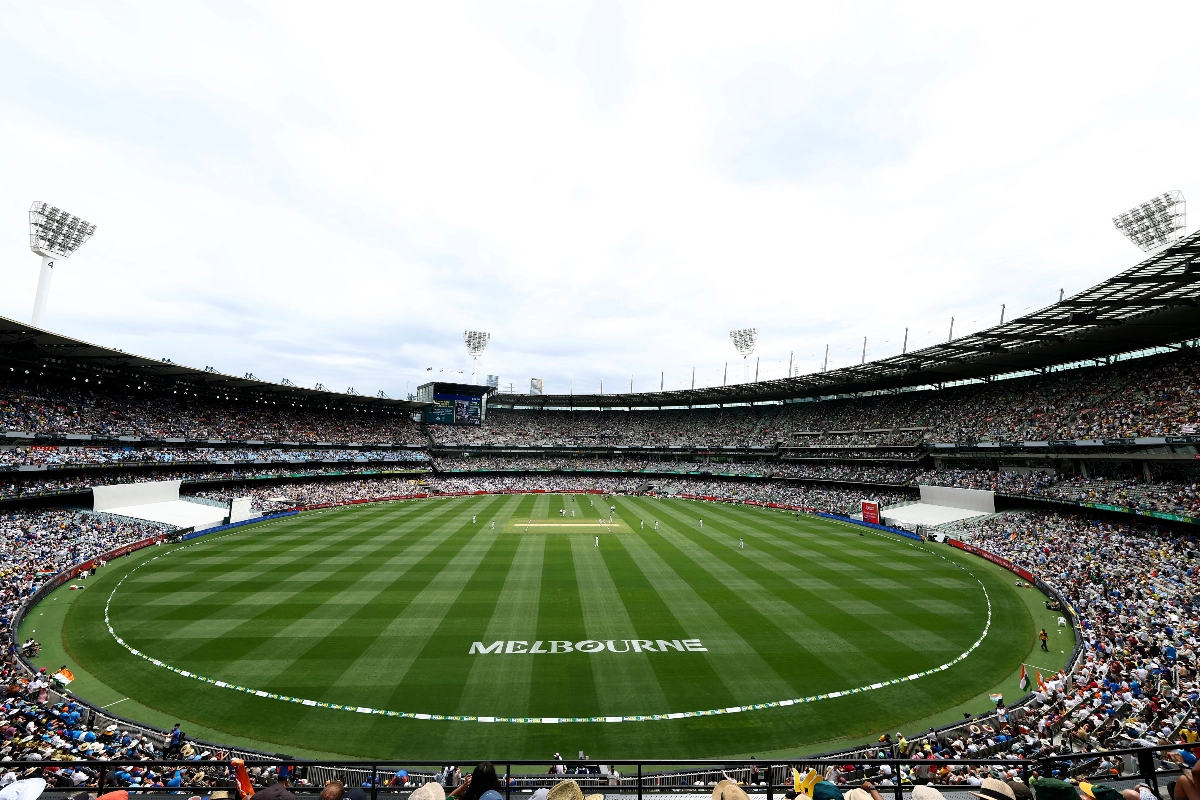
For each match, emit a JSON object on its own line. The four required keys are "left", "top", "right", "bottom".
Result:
{"left": 697, "top": 503, "right": 974, "bottom": 600}
{"left": 376, "top": 516, "right": 525, "bottom": 717}
{"left": 528, "top": 533, "right": 600, "bottom": 717}
{"left": 128, "top": 496, "right": 514, "bottom": 695}
{"left": 453, "top": 533, "right": 547, "bottom": 716}
{"left": 625, "top": 504, "right": 868, "bottom": 697}
{"left": 616, "top": 530, "right": 797, "bottom": 705}
{"left": 650, "top": 509, "right": 964, "bottom": 693}
{"left": 121, "top": 499, "right": 453, "bottom": 601}
{"left": 112, "top": 497, "right": 463, "bottom": 635}
{"left": 315, "top": 522, "right": 511, "bottom": 706}
{"left": 670, "top": 502, "right": 983, "bottom": 640}
{"left": 568, "top": 535, "right": 674, "bottom": 717}
{"left": 132, "top": 497, "right": 500, "bottom": 668}
{"left": 626, "top": 500, "right": 989, "bottom": 714}
{"left": 631, "top": 501, "right": 951, "bottom": 723}
{"left": 196, "top": 501, "right": 503, "bottom": 711}
{"left": 591, "top": 531, "right": 738, "bottom": 713}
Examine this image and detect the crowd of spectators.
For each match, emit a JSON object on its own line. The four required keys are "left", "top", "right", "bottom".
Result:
{"left": 1015, "top": 477, "right": 1200, "bottom": 518}
{"left": 0, "top": 446, "right": 428, "bottom": 469}
{"left": 0, "top": 463, "right": 429, "bottom": 502}
{"left": 0, "top": 507, "right": 185, "bottom": 762}
{"left": 189, "top": 474, "right": 909, "bottom": 517}
{"left": 434, "top": 456, "right": 777, "bottom": 474}
{"left": 432, "top": 456, "right": 1200, "bottom": 521}
{"left": 1, "top": 375, "right": 425, "bottom": 445}
{"left": 191, "top": 477, "right": 431, "bottom": 511}
{"left": 431, "top": 349, "right": 1200, "bottom": 447}
{"left": 951, "top": 511, "right": 1198, "bottom": 754}
{"left": 782, "top": 449, "right": 923, "bottom": 460}
{"left": 651, "top": 479, "right": 909, "bottom": 516}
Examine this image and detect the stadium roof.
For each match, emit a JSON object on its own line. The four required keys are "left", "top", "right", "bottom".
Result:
{"left": 493, "top": 228, "right": 1200, "bottom": 409}
{"left": 0, "top": 316, "right": 427, "bottom": 410}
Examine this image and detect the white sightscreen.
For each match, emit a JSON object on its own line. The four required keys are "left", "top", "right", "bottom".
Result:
{"left": 93, "top": 480, "right": 182, "bottom": 512}
{"left": 228, "top": 497, "right": 257, "bottom": 524}
{"left": 918, "top": 484, "right": 996, "bottom": 514}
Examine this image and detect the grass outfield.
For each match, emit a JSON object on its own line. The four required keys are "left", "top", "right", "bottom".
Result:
{"left": 39, "top": 495, "right": 1050, "bottom": 759}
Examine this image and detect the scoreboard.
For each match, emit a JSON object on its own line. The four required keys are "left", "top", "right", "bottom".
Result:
{"left": 417, "top": 381, "right": 490, "bottom": 426}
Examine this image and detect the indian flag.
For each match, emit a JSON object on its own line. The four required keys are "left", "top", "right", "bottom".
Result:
{"left": 1018, "top": 664, "right": 1028, "bottom": 691}
{"left": 52, "top": 668, "right": 75, "bottom": 686}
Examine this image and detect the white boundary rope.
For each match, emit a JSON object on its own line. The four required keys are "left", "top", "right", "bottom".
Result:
{"left": 102, "top": 503, "right": 993, "bottom": 724}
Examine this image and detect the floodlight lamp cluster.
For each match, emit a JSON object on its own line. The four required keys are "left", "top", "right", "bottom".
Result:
{"left": 1113, "top": 191, "right": 1186, "bottom": 252}
{"left": 730, "top": 328, "right": 758, "bottom": 358}
{"left": 464, "top": 330, "right": 491, "bottom": 358}
{"left": 29, "top": 202, "right": 96, "bottom": 259}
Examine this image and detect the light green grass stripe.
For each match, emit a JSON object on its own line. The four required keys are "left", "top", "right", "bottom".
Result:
{"left": 126, "top": 500, "right": 448, "bottom": 597}
{"left": 115, "top": 503, "right": 458, "bottom": 640}
{"left": 650, "top": 520, "right": 881, "bottom": 679}
{"left": 646, "top": 500, "right": 970, "bottom": 654}
{"left": 691, "top": 502, "right": 976, "bottom": 615}
{"left": 321, "top": 525, "right": 504, "bottom": 694}
{"left": 618, "top": 524, "right": 799, "bottom": 704}
{"left": 456, "top": 534, "right": 547, "bottom": 716}
{"left": 569, "top": 536, "right": 672, "bottom": 718}
{"left": 99, "top": 498, "right": 994, "bottom": 724}
{"left": 153, "top": 499, "right": 507, "bottom": 684}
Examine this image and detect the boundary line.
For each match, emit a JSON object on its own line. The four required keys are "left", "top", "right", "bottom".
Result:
{"left": 100, "top": 501, "right": 994, "bottom": 724}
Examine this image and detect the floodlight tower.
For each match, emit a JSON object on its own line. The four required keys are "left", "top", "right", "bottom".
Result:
{"left": 28, "top": 202, "right": 97, "bottom": 327}
{"left": 729, "top": 328, "right": 757, "bottom": 383}
{"left": 464, "top": 330, "right": 491, "bottom": 383}
{"left": 1113, "top": 191, "right": 1186, "bottom": 252}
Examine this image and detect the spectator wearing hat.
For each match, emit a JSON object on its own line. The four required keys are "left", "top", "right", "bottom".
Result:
{"left": 410, "top": 784, "right": 445, "bottom": 800}
{"left": 972, "top": 778, "right": 1017, "bottom": 800}
{"left": 547, "top": 780, "right": 584, "bottom": 800}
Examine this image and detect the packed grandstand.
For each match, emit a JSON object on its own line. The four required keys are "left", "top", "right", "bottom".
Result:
{"left": 2, "top": 252, "right": 1200, "bottom": 790}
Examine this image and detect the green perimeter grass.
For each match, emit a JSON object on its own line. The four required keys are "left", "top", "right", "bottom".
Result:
{"left": 28, "top": 495, "right": 1062, "bottom": 760}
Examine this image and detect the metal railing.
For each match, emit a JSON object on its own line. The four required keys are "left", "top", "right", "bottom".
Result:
{"left": 13, "top": 744, "right": 1195, "bottom": 800}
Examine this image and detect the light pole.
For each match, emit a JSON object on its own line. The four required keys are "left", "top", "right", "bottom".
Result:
{"left": 1112, "top": 191, "right": 1186, "bottom": 252}
{"left": 463, "top": 330, "right": 490, "bottom": 383}
{"left": 28, "top": 202, "right": 96, "bottom": 327}
{"left": 729, "top": 328, "right": 757, "bottom": 384}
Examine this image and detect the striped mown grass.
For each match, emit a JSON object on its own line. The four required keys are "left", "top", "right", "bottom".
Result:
{"left": 59, "top": 494, "right": 1033, "bottom": 759}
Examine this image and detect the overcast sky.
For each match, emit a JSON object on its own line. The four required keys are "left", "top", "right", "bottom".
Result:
{"left": 1, "top": 2, "right": 1197, "bottom": 398}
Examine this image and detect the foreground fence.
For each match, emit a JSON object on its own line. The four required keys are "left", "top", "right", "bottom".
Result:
{"left": 18, "top": 744, "right": 1193, "bottom": 800}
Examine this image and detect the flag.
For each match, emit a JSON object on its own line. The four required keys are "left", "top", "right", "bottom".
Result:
{"left": 1019, "top": 664, "right": 1029, "bottom": 691}
{"left": 1036, "top": 670, "right": 1045, "bottom": 690}
{"left": 793, "top": 769, "right": 819, "bottom": 797}
{"left": 52, "top": 668, "right": 74, "bottom": 686}
{"left": 232, "top": 758, "right": 255, "bottom": 798}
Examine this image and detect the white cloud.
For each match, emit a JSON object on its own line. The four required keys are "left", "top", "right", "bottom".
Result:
{"left": 0, "top": 1, "right": 1197, "bottom": 397}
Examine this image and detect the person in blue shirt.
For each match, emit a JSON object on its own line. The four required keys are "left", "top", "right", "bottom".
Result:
{"left": 166, "top": 723, "right": 184, "bottom": 757}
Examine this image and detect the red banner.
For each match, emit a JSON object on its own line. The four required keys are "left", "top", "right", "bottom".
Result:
{"left": 948, "top": 539, "right": 1035, "bottom": 582}
{"left": 862, "top": 500, "right": 880, "bottom": 525}
{"left": 47, "top": 534, "right": 166, "bottom": 590}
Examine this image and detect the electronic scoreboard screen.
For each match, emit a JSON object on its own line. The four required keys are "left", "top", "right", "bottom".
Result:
{"left": 426, "top": 393, "right": 483, "bottom": 425}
